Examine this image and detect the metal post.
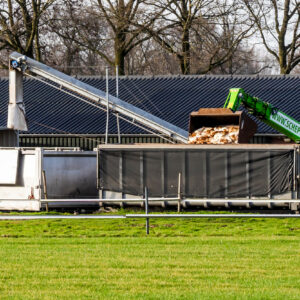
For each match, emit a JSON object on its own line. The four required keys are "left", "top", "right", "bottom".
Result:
{"left": 145, "top": 186, "right": 149, "bottom": 235}
{"left": 116, "top": 65, "right": 119, "bottom": 97}
{"left": 268, "top": 151, "right": 272, "bottom": 200}
{"left": 116, "top": 114, "right": 121, "bottom": 144}
{"left": 177, "top": 172, "right": 181, "bottom": 212}
{"left": 105, "top": 67, "right": 109, "bottom": 144}
{"left": 42, "top": 170, "right": 48, "bottom": 212}
{"left": 116, "top": 65, "right": 121, "bottom": 144}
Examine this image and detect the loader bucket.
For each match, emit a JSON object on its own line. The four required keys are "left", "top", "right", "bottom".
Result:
{"left": 189, "top": 108, "right": 257, "bottom": 143}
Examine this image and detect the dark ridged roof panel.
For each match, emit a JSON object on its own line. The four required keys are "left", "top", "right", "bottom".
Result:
{"left": 0, "top": 75, "right": 299, "bottom": 134}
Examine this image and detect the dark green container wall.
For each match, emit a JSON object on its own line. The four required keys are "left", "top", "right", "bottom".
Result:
{"left": 0, "top": 129, "right": 18, "bottom": 147}
{"left": 19, "top": 135, "right": 169, "bottom": 150}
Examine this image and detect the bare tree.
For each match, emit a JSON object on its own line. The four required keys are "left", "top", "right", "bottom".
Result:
{"left": 0, "top": 0, "right": 55, "bottom": 68}
{"left": 190, "top": 1, "right": 255, "bottom": 74}
{"left": 143, "top": 0, "right": 254, "bottom": 75}
{"left": 50, "top": 0, "right": 164, "bottom": 75}
{"left": 96, "top": 0, "right": 147, "bottom": 74}
{"left": 241, "top": 0, "right": 300, "bottom": 74}
{"left": 125, "top": 38, "right": 181, "bottom": 74}
{"left": 45, "top": 1, "right": 103, "bottom": 75}
{"left": 144, "top": 0, "right": 215, "bottom": 74}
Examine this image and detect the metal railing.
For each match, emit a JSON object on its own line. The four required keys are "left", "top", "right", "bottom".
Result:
{"left": 1, "top": 187, "right": 300, "bottom": 235}
{"left": 0, "top": 213, "right": 299, "bottom": 235}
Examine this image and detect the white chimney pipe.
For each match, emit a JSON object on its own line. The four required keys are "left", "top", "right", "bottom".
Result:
{"left": 7, "top": 60, "right": 28, "bottom": 131}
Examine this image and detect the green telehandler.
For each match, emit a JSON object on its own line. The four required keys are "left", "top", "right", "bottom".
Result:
{"left": 224, "top": 88, "right": 300, "bottom": 143}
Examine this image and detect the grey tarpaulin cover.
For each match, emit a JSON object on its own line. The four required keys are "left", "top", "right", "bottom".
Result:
{"left": 98, "top": 148, "right": 294, "bottom": 198}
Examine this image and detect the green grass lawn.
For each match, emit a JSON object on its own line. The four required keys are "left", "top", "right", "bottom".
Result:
{"left": 0, "top": 211, "right": 300, "bottom": 299}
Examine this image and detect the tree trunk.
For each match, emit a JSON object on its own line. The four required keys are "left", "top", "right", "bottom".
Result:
{"left": 34, "top": 27, "right": 41, "bottom": 62}
{"left": 114, "top": 32, "right": 126, "bottom": 75}
{"left": 180, "top": 28, "right": 190, "bottom": 74}
{"left": 24, "top": 45, "right": 34, "bottom": 58}
{"left": 180, "top": 0, "right": 190, "bottom": 75}
{"left": 278, "top": 34, "right": 287, "bottom": 74}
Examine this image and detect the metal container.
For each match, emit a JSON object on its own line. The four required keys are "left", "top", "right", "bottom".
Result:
{"left": 98, "top": 144, "right": 300, "bottom": 208}
{"left": 0, "top": 148, "right": 41, "bottom": 211}
{"left": 0, "top": 148, "right": 98, "bottom": 211}
{"left": 189, "top": 108, "right": 257, "bottom": 143}
{"left": 43, "top": 150, "right": 97, "bottom": 200}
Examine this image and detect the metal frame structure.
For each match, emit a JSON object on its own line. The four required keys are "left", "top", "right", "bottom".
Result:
{"left": 9, "top": 52, "right": 188, "bottom": 144}
{"left": 0, "top": 145, "right": 298, "bottom": 211}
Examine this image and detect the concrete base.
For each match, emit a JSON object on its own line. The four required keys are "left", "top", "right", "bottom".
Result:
{"left": 0, "top": 200, "right": 40, "bottom": 211}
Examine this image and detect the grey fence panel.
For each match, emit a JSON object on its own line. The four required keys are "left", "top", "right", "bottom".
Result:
{"left": 20, "top": 135, "right": 170, "bottom": 150}
{"left": 228, "top": 151, "right": 248, "bottom": 197}
{"left": 207, "top": 151, "right": 226, "bottom": 198}
{"left": 186, "top": 151, "right": 207, "bottom": 197}
{"left": 123, "top": 151, "right": 142, "bottom": 195}
{"left": 165, "top": 151, "right": 184, "bottom": 197}
{"left": 144, "top": 151, "right": 163, "bottom": 197}
{"left": 249, "top": 151, "right": 270, "bottom": 197}
{"left": 99, "top": 150, "right": 120, "bottom": 192}
{"left": 19, "top": 135, "right": 287, "bottom": 150}
{"left": 98, "top": 147, "right": 296, "bottom": 199}
{"left": 0, "top": 129, "right": 18, "bottom": 147}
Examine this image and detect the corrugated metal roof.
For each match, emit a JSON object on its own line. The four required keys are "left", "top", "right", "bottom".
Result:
{"left": 0, "top": 75, "right": 299, "bottom": 134}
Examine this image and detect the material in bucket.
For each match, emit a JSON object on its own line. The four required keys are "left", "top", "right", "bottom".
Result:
{"left": 188, "top": 125, "right": 239, "bottom": 144}
{"left": 188, "top": 108, "right": 257, "bottom": 144}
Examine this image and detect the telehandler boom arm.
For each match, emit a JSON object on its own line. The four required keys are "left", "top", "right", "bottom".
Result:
{"left": 224, "top": 88, "right": 300, "bottom": 143}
